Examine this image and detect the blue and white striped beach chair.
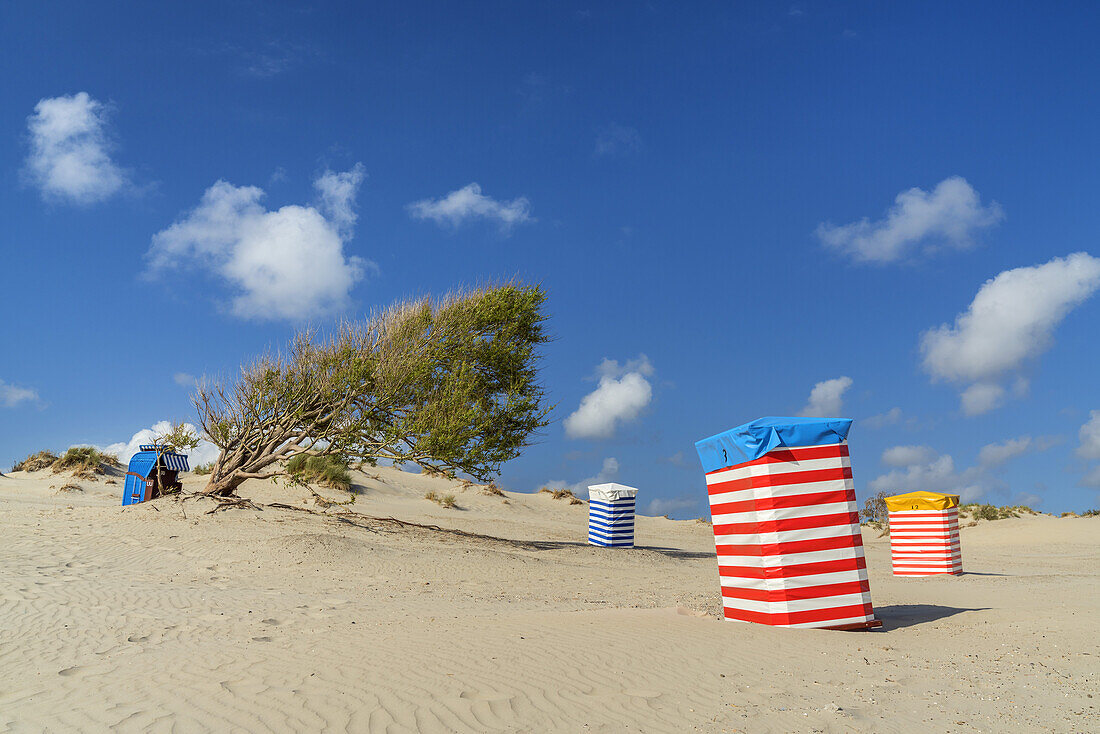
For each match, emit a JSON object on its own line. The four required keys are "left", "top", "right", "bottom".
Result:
{"left": 587, "top": 483, "right": 639, "bottom": 547}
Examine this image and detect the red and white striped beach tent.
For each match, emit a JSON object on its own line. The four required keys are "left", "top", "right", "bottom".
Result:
{"left": 695, "top": 417, "right": 880, "bottom": 630}
{"left": 885, "top": 491, "right": 962, "bottom": 576}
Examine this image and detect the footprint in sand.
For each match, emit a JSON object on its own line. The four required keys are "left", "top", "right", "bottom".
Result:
{"left": 58, "top": 666, "right": 82, "bottom": 677}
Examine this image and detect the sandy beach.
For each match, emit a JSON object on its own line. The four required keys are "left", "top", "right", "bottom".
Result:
{"left": 0, "top": 467, "right": 1096, "bottom": 733}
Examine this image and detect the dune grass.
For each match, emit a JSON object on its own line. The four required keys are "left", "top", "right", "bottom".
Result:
{"left": 12, "top": 450, "right": 59, "bottom": 473}
{"left": 286, "top": 455, "right": 352, "bottom": 492}
{"left": 50, "top": 447, "right": 120, "bottom": 478}
{"left": 481, "top": 482, "right": 506, "bottom": 497}
{"left": 959, "top": 503, "right": 1038, "bottom": 522}
{"left": 424, "top": 491, "right": 457, "bottom": 508}
{"left": 538, "top": 486, "right": 585, "bottom": 505}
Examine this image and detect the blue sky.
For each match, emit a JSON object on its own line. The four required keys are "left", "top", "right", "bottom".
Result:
{"left": 3, "top": 1, "right": 1100, "bottom": 515}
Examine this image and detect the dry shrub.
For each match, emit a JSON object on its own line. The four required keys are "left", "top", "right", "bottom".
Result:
{"left": 695, "top": 517, "right": 712, "bottom": 525}
{"left": 57, "top": 482, "right": 83, "bottom": 493}
{"left": 12, "top": 450, "right": 59, "bottom": 473}
{"left": 569, "top": 497, "right": 584, "bottom": 505}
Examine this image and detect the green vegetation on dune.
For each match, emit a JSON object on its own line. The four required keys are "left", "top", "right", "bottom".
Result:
{"left": 286, "top": 455, "right": 352, "bottom": 492}
{"left": 12, "top": 447, "right": 119, "bottom": 476}
{"left": 959, "top": 503, "right": 1038, "bottom": 522}
{"left": 12, "top": 450, "right": 59, "bottom": 473}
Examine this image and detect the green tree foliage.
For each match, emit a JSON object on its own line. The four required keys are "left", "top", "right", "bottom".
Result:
{"left": 195, "top": 283, "right": 551, "bottom": 497}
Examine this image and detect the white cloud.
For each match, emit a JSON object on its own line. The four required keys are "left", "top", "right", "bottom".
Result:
{"left": 1077, "top": 410, "right": 1100, "bottom": 461}
{"left": 25, "top": 92, "right": 129, "bottom": 205}
{"left": 863, "top": 407, "right": 903, "bottom": 429}
{"left": 95, "top": 420, "right": 220, "bottom": 467}
{"left": 1080, "top": 465, "right": 1100, "bottom": 489}
{"left": 978, "top": 436, "right": 1032, "bottom": 467}
{"left": 960, "top": 383, "right": 1006, "bottom": 416}
{"left": 816, "top": 176, "right": 1002, "bottom": 264}
{"left": 0, "top": 379, "right": 39, "bottom": 408}
{"left": 314, "top": 163, "right": 365, "bottom": 235}
{"left": 798, "top": 376, "right": 852, "bottom": 417}
{"left": 871, "top": 437, "right": 1055, "bottom": 502}
{"left": 146, "top": 167, "right": 369, "bottom": 321}
{"left": 173, "top": 373, "right": 197, "bottom": 387}
{"left": 921, "top": 253, "right": 1100, "bottom": 415}
{"left": 645, "top": 496, "right": 700, "bottom": 518}
{"left": 564, "top": 355, "right": 654, "bottom": 439}
{"left": 881, "top": 445, "right": 935, "bottom": 468}
{"left": 407, "top": 183, "right": 532, "bottom": 231}
{"left": 869, "top": 452, "right": 984, "bottom": 501}
{"left": 594, "top": 123, "right": 642, "bottom": 156}
{"left": 544, "top": 457, "right": 619, "bottom": 496}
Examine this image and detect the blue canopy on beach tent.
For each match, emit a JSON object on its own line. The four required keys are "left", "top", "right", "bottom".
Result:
{"left": 694, "top": 416, "right": 853, "bottom": 473}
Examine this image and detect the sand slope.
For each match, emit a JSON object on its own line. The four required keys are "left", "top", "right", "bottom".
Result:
{"left": 0, "top": 467, "right": 1097, "bottom": 733}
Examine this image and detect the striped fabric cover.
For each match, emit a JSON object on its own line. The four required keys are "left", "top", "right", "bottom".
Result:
{"left": 704, "top": 442, "right": 879, "bottom": 629}
{"left": 887, "top": 507, "right": 962, "bottom": 576}
{"left": 588, "top": 487, "right": 637, "bottom": 547}
{"left": 161, "top": 452, "right": 190, "bottom": 472}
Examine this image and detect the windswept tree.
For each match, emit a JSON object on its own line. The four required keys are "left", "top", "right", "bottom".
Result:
{"left": 195, "top": 283, "right": 551, "bottom": 498}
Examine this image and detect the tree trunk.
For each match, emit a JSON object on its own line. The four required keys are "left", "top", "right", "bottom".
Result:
{"left": 202, "top": 472, "right": 248, "bottom": 497}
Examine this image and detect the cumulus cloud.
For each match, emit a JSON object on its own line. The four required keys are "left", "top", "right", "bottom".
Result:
{"left": 871, "top": 437, "right": 1055, "bottom": 502}
{"left": 977, "top": 436, "right": 1033, "bottom": 467}
{"left": 95, "top": 420, "right": 220, "bottom": 467}
{"left": 1077, "top": 410, "right": 1100, "bottom": 461}
{"left": 0, "top": 379, "right": 39, "bottom": 408}
{"left": 798, "top": 376, "right": 852, "bottom": 417}
{"left": 314, "top": 163, "right": 365, "bottom": 235}
{"left": 863, "top": 407, "right": 903, "bottom": 429}
{"left": 881, "top": 445, "right": 935, "bottom": 468}
{"left": 564, "top": 356, "right": 654, "bottom": 439}
{"left": 816, "top": 176, "right": 1002, "bottom": 264}
{"left": 594, "top": 123, "right": 642, "bottom": 156}
{"left": 544, "top": 457, "right": 620, "bottom": 496}
{"left": 1080, "top": 465, "right": 1100, "bottom": 489}
{"left": 146, "top": 167, "right": 369, "bottom": 321}
{"left": 25, "top": 92, "right": 129, "bottom": 205}
{"left": 921, "top": 253, "right": 1100, "bottom": 415}
{"left": 407, "top": 183, "right": 532, "bottom": 231}
{"left": 869, "top": 452, "right": 984, "bottom": 500}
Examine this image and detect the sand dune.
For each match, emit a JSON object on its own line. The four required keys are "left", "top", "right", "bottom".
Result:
{"left": 0, "top": 467, "right": 1096, "bottom": 732}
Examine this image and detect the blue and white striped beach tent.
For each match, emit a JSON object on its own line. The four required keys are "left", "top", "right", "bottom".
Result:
{"left": 122, "top": 445, "right": 190, "bottom": 506}
{"left": 587, "top": 483, "right": 639, "bottom": 547}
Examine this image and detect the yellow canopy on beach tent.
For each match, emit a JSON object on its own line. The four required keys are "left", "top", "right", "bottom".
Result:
{"left": 884, "top": 491, "right": 960, "bottom": 512}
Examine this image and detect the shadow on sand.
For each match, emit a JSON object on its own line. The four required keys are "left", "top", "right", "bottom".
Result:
{"left": 523, "top": 540, "right": 714, "bottom": 560}
{"left": 875, "top": 604, "right": 988, "bottom": 630}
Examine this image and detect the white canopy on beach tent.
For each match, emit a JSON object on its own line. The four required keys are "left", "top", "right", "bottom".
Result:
{"left": 587, "top": 482, "right": 639, "bottom": 501}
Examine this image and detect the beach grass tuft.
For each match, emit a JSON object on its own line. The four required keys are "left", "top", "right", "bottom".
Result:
{"left": 424, "top": 491, "right": 457, "bottom": 508}
{"left": 286, "top": 454, "right": 352, "bottom": 492}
